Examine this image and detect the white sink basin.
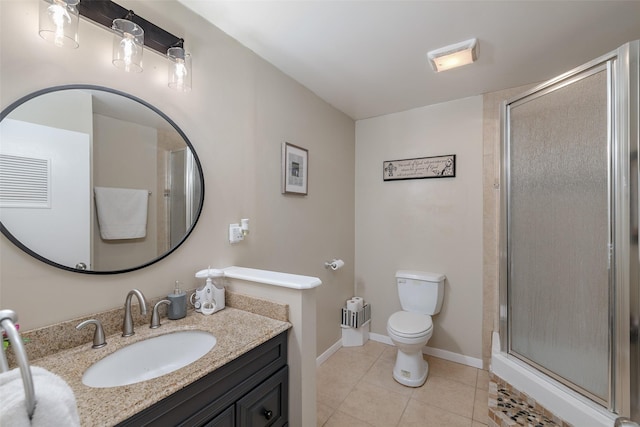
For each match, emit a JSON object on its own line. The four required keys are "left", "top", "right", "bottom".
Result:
{"left": 82, "top": 330, "right": 216, "bottom": 388}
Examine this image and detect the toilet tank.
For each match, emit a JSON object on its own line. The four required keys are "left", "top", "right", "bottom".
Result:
{"left": 396, "top": 270, "right": 445, "bottom": 315}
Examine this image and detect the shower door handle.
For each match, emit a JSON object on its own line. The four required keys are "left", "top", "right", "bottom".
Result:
{"left": 615, "top": 417, "right": 640, "bottom": 427}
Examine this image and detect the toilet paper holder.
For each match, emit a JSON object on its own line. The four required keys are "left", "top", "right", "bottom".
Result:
{"left": 324, "top": 259, "right": 345, "bottom": 270}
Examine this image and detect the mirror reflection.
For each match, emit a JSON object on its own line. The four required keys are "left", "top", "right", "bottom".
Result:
{"left": 0, "top": 85, "right": 204, "bottom": 274}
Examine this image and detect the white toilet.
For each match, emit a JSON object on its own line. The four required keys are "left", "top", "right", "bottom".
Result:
{"left": 387, "top": 270, "right": 445, "bottom": 387}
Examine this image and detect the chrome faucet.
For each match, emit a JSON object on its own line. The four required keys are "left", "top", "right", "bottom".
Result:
{"left": 122, "top": 289, "right": 148, "bottom": 337}
{"left": 76, "top": 319, "right": 106, "bottom": 349}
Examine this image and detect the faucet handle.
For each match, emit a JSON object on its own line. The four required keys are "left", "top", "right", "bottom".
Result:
{"left": 76, "top": 319, "right": 106, "bottom": 349}
{"left": 150, "top": 300, "right": 171, "bottom": 329}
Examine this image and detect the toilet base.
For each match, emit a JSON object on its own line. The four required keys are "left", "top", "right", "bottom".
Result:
{"left": 392, "top": 349, "right": 428, "bottom": 387}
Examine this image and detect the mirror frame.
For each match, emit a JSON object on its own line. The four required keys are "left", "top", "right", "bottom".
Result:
{"left": 0, "top": 84, "right": 205, "bottom": 274}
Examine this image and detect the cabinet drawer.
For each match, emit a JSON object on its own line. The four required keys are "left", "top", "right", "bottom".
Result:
{"left": 203, "top": 406, "right": 234, "bottom": 427}
{"left": 236, "top": 366, "right": 288, "bottom": 427}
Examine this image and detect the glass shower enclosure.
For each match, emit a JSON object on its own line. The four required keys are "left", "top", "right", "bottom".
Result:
{"left": 168, "top": 148, "right": 202, "bottom": 249}
{"left": 500, "top": 40, "right": 639, "bottom": 420}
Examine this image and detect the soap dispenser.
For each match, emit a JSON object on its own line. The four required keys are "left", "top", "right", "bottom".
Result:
{"left": 195, "top": 267, "right": 225, "bottom": 314}
{"left": 167, "top": 281, "right": 187, "bottom": 319}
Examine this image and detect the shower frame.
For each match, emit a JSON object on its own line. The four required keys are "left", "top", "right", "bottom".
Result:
{"left": 499, "top": 41, "right": 639, "bottom": 420}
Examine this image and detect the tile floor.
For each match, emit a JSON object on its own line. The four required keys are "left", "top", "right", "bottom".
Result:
{"left": 317, "top": 340, "right": 489, "bottom": 427}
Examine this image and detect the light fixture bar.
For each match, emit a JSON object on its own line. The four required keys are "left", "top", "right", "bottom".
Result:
{"left": 427, "top": 38, "right": 478, "bottom": 72}
{"left": 77, "top": 0, "right": 184, "bottom": 56}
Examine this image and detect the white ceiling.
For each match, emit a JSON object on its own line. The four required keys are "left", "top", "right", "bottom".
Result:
{"left": 177, "top": 0, "right": 640, "bottom": 120}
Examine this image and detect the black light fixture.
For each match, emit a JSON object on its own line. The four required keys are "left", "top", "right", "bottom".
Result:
{"left": 78, "top": 1, "right": 182, "bottom": 56}
{"left": 39, "top": 0, "right": 192, "bottom": 90}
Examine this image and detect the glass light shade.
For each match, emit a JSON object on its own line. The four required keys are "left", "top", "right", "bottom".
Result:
{"left": 427, "top": 38, "right": 478, "bottom": 72}
{"left": 431, "top": 50, "right": 475, "bottom": 72}
{"left": 167, "top": 47, "right": 192, "bottom": 92}
{"left": 38, "top": 0, "right": 80, "bottom": 49}
{"left": 112, "top": 19, "right": 144, "bottom": 73}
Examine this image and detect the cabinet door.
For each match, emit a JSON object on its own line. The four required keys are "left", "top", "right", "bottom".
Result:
{"left": 236, "top": 366, "right": 288, "bottom": 427}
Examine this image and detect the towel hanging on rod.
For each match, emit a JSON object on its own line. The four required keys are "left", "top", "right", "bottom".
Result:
{"left": 94, "top": 186, "right": 149, "bottom": 240}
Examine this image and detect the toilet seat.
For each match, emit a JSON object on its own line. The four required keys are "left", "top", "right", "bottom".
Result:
{"left": 387, "top": 311, "right": 432, "bottom": 338}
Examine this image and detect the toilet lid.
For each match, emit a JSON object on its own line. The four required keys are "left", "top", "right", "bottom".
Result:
{"left": 388, "top": 311, "right": 432, "bottom": 337}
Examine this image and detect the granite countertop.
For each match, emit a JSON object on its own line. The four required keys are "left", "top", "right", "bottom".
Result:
{"left": 29, "top": 307, "right": 291, "bottom": 426}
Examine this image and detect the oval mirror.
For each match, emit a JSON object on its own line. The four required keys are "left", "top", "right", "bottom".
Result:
{"left": 0, "top": 85, "right": 204, "bottom": 274}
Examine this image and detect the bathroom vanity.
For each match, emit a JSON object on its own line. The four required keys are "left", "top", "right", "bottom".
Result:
{"left": 21, "top": 302, "right": 291, "bottom": 427}
{"left": 117, "top": 331, "right": 288, "bottom": 426}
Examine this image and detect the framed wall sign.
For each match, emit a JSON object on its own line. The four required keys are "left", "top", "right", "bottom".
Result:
{"left": 282, "top": 142, "right": 309, "bottom": 195}
{"left": 383, "top": 154, "right": 456, "bottom": 181}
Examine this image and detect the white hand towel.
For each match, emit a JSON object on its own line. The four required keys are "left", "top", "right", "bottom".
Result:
{"left": 0, "top": 366, "right": 80, "bottom": 427}
{"left": 94, "top": 186, "right": 149, "bottom": 240}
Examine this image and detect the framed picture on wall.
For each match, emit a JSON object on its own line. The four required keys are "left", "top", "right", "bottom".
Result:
{"left": 281, "top": 142, "right": 309, "bottom": 195}
{"left": 383, "top": 154, "right": 456, "bottom": 181}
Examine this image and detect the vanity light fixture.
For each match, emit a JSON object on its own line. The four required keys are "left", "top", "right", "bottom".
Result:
{"left": 427, "top": 38, "right": 478, "bottom": 72}
{"left": 38, "top": 0, "right": 193, "bottom": 89}
{"left": 38, "top": 0, "right": 80, "bottom": 48}
{"left": 112, "top": 15, "right": 144, "bottom": 73}
{"left": 167, "top": 44, "right": 192, "bottom": 92}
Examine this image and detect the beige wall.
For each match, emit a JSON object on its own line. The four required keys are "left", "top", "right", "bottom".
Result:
{"left": 92, "top": 114, "right": 158, "bottom": 270}
{"left": 355, "top": 96, "right": 484, "bottom": 360}
{"left": 0, "top": 0, "right": 355, "bottom": 357}
{"left": 6, "top": 90, "right": 93, "bottom": 136}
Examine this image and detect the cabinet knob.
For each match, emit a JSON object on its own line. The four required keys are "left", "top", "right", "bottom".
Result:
{"left": 263, "top": 409, "right": 273, "bottom": 420}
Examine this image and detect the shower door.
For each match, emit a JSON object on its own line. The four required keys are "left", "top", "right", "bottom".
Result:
{"left": 502, "top": 40, "right": 639, "bottom": 418}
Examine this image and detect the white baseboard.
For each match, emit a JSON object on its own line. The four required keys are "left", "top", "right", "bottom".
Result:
{"left": 369, "top": 332, "right": 393, "bottom": 345}
{"left": 317, "top": 332, "right": 483, "bottom": 370}
{"left": 423, "top": 346, "right": 483, "bottom": 369}
{"left": 369, "top": 332, "right": 483, "bottom": 369}
{"left": 316, "top": 338, "right": 342, "bottom": 367}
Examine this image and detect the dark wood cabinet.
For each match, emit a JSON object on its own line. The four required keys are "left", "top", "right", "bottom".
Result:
{"left": 116, "top": 331, "right": 288, "bottom": 427}
{"left": 204, "top": 406, "right": 234, "bottom": 427}
{"left": 236, "top": 366, "right": 288, "bottom": 427}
